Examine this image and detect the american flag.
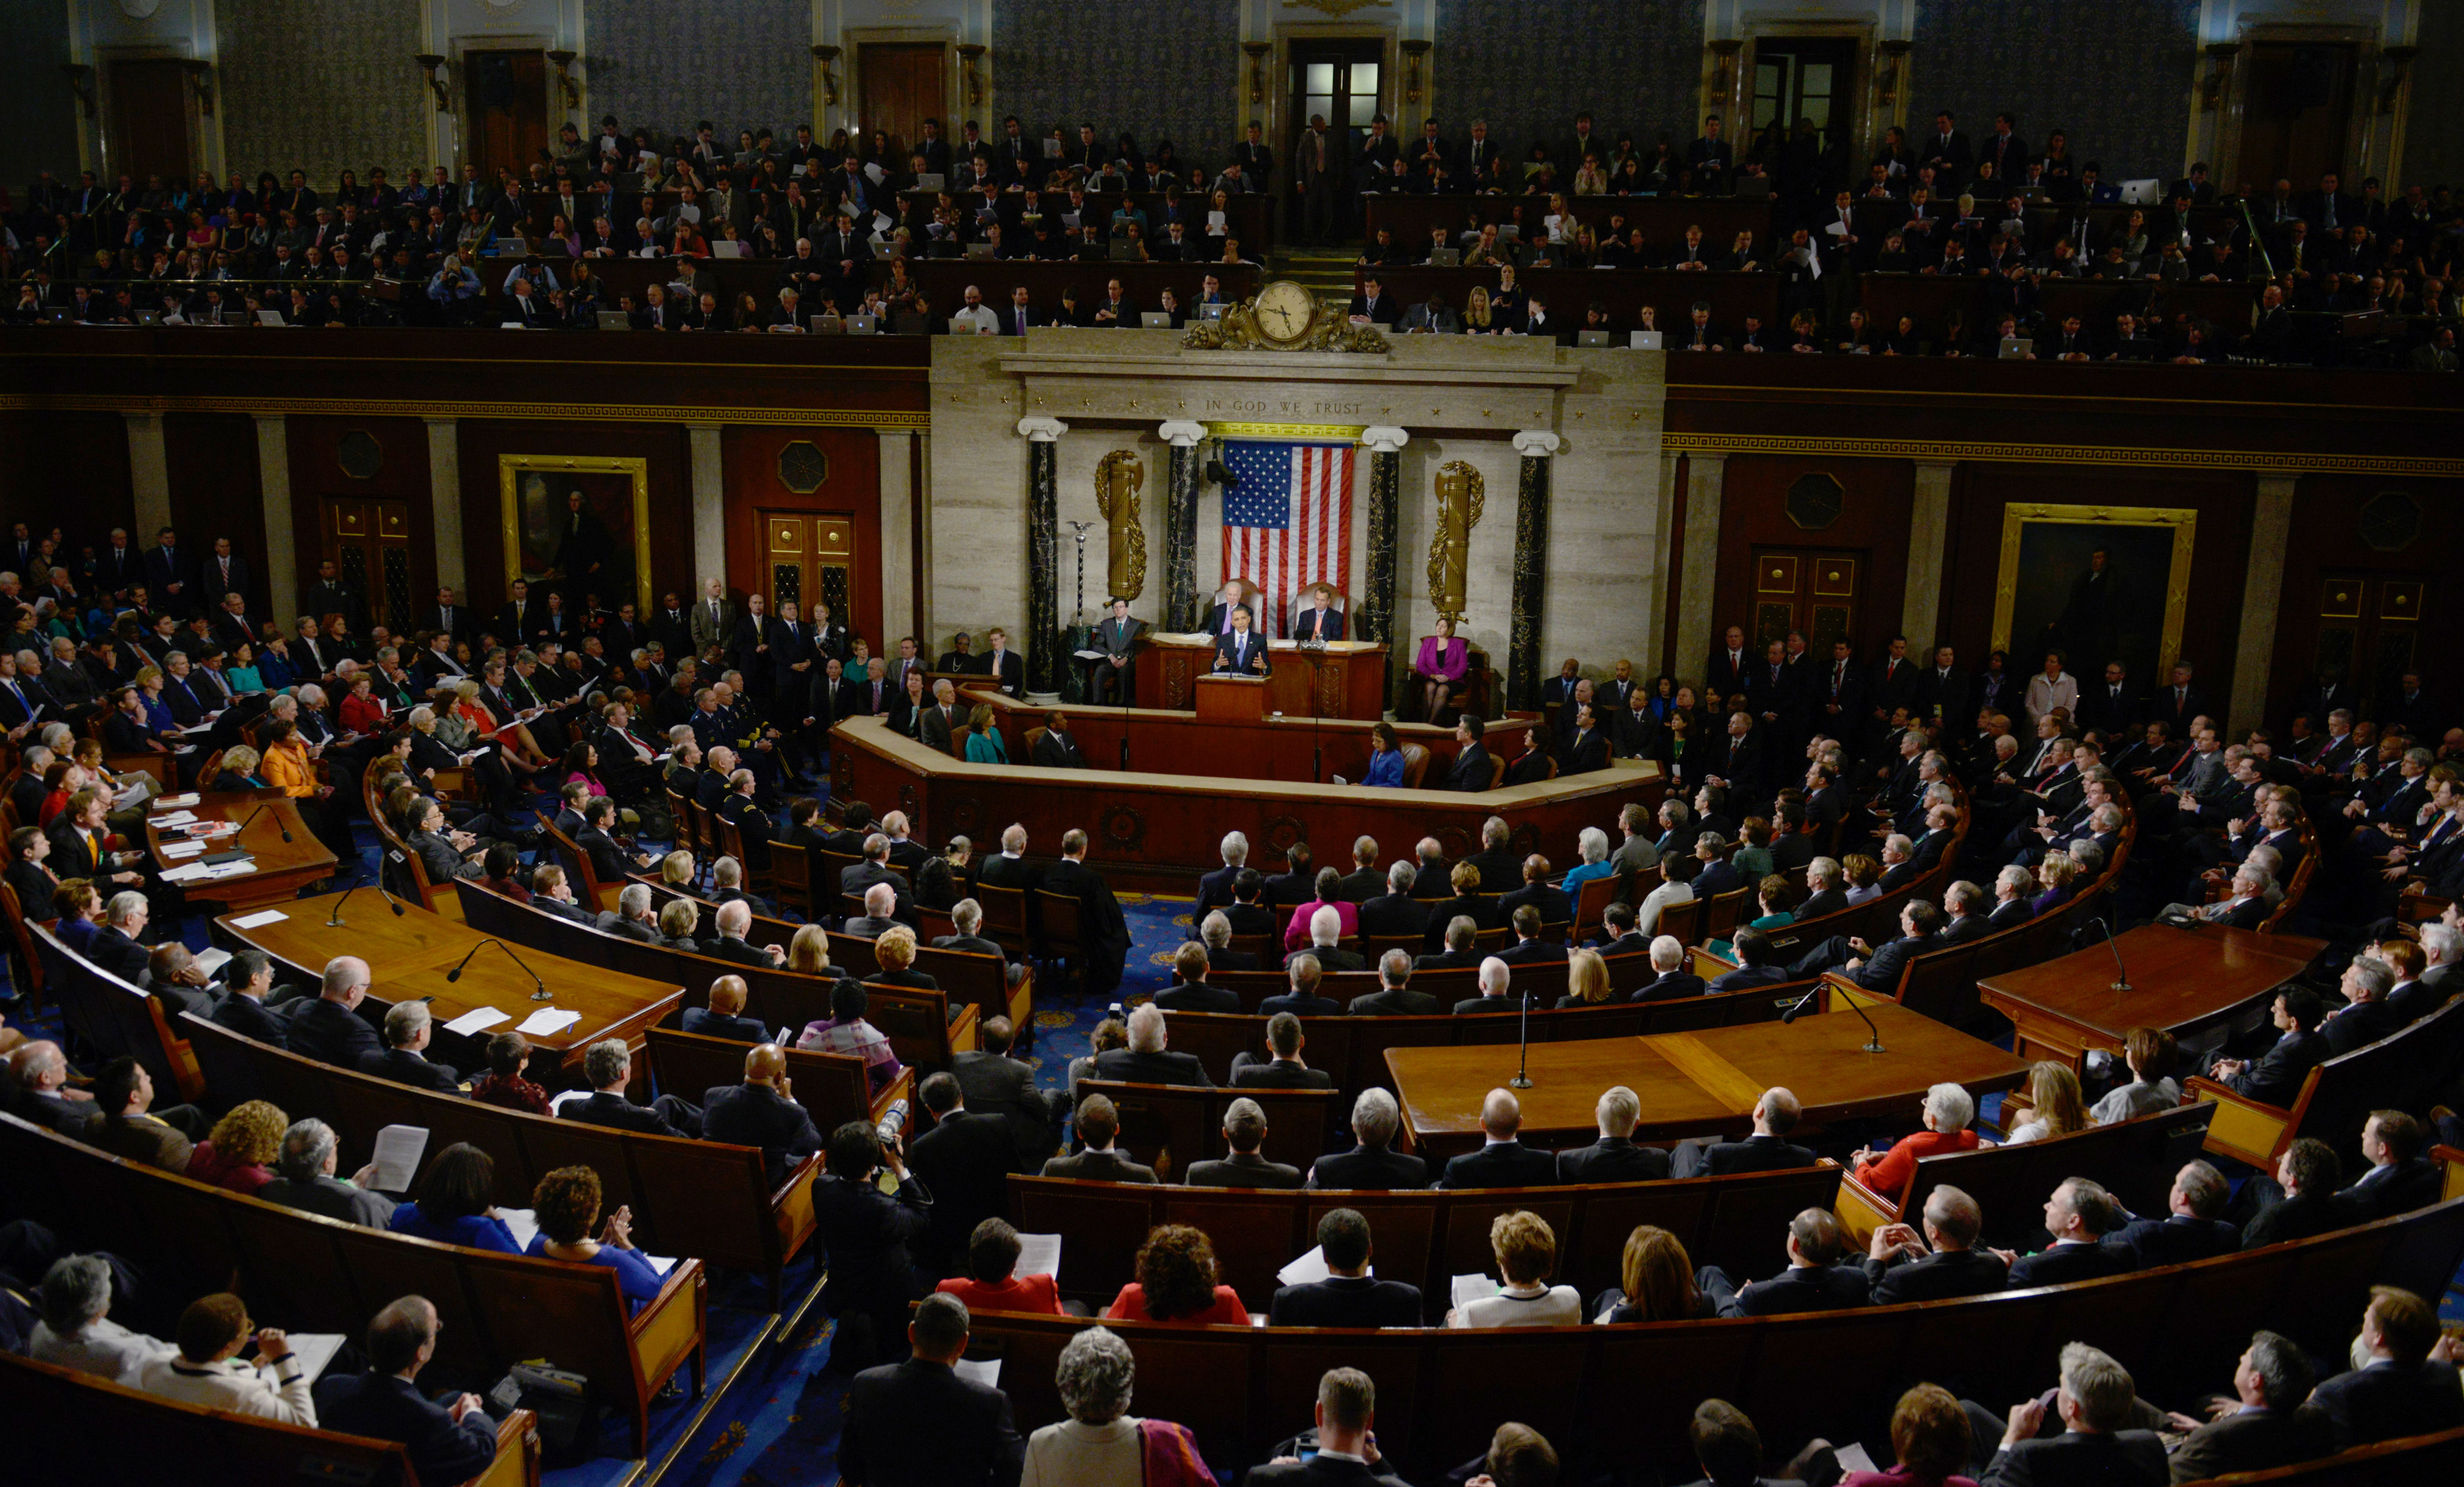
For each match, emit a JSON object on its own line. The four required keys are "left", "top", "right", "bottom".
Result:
{"left": 1219, "top": 440, "right": 1354, "bottom": 638}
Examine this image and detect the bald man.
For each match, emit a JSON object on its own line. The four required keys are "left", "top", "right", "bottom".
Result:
{"left": 1435, "top": 1088, "right": 1560, "bottom": 1189}
{"left": 701, "top": 1043, "right": 822, "bottom": 1187}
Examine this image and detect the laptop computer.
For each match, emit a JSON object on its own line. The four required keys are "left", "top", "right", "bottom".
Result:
{"left": 1199, "top": 303, "right": 1229, "bottom": 320}
{"left": 1998, "top": 336, "right": 2034, "bottom": 359}
{"left": 256, "top": 310, "right": 287, "bottom": 326}
{"left": 2112, "top": 336, "right": 2157, "bottom": 360}
{"left": 1140, "top": 311, "right": 1172, "bottom": 329}
{"left": 1630, "top": 330, "right": 1665, "bottom": 350}
{"left": 846, "top": 314, "right": 878, "bottom": 334}
{"left": 1576, "top": 329, "right": 1611, "bottom": 347}
{"left": 2119, "top": 178, "right": 2162, "bottom": 205}
{"left": 809, "top": 315, "right": 846, "bottom": 334}
{"left": 948, "top": 316, "right": 976, "bottom": 335}
{"left": 1496, "top": 224, "right": 1521, "bottom": 242}
{"left": 1733, "top": 175, "right": 1774, "bottom": 199}
{"left": 1429, "top": 247, "right": 1461, "bottom": 267}
{"left": 596, "top": 311, "right": 630, "bottom": 330}
{"left": 964, "top": 242, "right": 993, "bottom": 260}
{"left": 1108, "top": 239, "right": 1137, "bottom": 260}
{"left": 134, "top": 309, "right": 161, "bottom": 326}
{"left": 39, "top": 307, "right": 71, "bottom": 324}
{"left": 914, "top": 173, "right": 945, "bottom": 193}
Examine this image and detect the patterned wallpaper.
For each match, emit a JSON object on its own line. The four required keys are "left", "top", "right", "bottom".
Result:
{"left": 0, "top": 1, "right": 79, "bottom": 182}
{"left": 1909, "top": 0, "right": 2199, "bottom": 184}
{"left": 1435, "top": 0, "right": 1706, "bottom": 161}
{"left": 991, "top": 0, "right": 1243, "bottom": 168}
{"left": 2405, "top": 0, "right": 2463, "bottom": 199}
{"left": 587, "top": 0, "right": 812, "bottom": 142}
{"left": 220, "top": 0, "right": 427, "bottom": 182}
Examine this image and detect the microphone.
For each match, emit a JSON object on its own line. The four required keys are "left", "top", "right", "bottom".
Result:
{"left": 1779, "top": 982, "right": 1886, "bottom": 1054}
{"left": 325, "top": 876, "right": 408, "bottom": 927}
{"left": 2093, "top": 916, "right": 2132, "bottom": 994}
{"left": 235, "top": 803, "right": 294, "bottom": 844}
{"left": 444, "top": 937, "right": 554, "bottom": 1000}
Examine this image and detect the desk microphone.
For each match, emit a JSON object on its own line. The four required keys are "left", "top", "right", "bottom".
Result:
{"left": 1779, "top": 982, "right": 1886, "bottom": 1054}
{"left": 235, "top": 803, "right": 294, "bottom": 844}
{"left": 1510, "top": 982, "right": 1533, "bottom": 1089}
{"left": 444, "top": 936, "right": 553, "bottom": 1000}
{"left": 324, "top": 876, "right": 407, "bottom": 927}
{"left": 2093, "top": 916, "right": 2132, "bottom": 994}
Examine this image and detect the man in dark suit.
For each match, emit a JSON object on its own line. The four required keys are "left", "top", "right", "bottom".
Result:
{"left": 837, "top": 1293, "right": 1024, "bottom": 1487}
{"left": 1696, "top": 1208, "right": 1874, "bottom": 1318}
{"left": 197, "top": 537, "right": 252, "bottom": 616}
{"left": 1914, "top": 646, "right": 1970, "bottom": 726}
{"left": 596, "top": 884, "right": 663, "bottom": 943}
{"left": 840, "top": 836, "right": 916, "bottom": 924}
{"left": 1185, "top": 1096, "right": 1307, "bottom": 1188}
{"left": 1307, "top": 1087, "right": 1428, "bottom": 1190}
{"left": 1786, "top": 899, "right": 1941, "bottom": 989}
{"left": 2320, "top": 957, "right": 2403, "bottom": 1057}
{"left": 1447, "top": 715, "right": 1492, "bottom": 792}
{"left": 2102, "top": 1160, "right": 2242, "bottom": 1269}
{"left": 1492, "top": 907, "right": 1566, "bottom": 969}
{"left": 1046, "top": 828, "right": 1133, "bottom": 994}
{"left": 680, "top": 974, "right": 771, "bottom": 1043}
{"left": 1028, "top": 709, "right": 1086, "bottom": 768}
{"left": 2306, "top": 1286, "right": 2464, "bottom": 1450}
{"left": 1348, "top": 948, "right": 1442, "bottom": 1016}
{"left": 1435, "top": 1088, "right": 1559, "bottom": 1188}
{"left": 356, "top": 1002, "right": 462, "bottom": 1095}
{"left": 1499, "top": 856, "right": 1573, "bottom": 928}
{"left": 1262, "top": 949, "right": 1350, "bottom": 1012}
{"left": 142, "top": 527, "right": 194, "bottom": 615}
{"left": 2335, "top": 1110, "right": 2442, "bottom": 1221}
{"left": 1357, "top": 862, "right": 1428, "bottom": 939}
{"left": 1091, "top": 1004, "right": 1212, "bottom": 1087}
{"left": 908, "top": 1072, "right": 1022, "bottom": 1274}
{"left": 1039, "top": 1093, "right": 1159, "bottom": 1182}
{"left": 561, "top": 1038, "right": 700, "bottom": 1135}
{"left": 1706, "top": 928, "right": 1791, "bottom": 992}
{"left": 282, "top": 957, "right": 383, "bottom": 1070}
{"left": 1269, "top": 1208, "right": 1423, "bottom": 1326}
{"left": 1292, "top": 583, "right": 1347, "bottom": 642}
{"left": 1670, "top": 1087, "right": 1815, "bottom": 1178}
{"left": 1232, "top": 1012, "right": 1338, "bottom": 1089}
{"left": 1246, "top": 1368, "right": 1407, "bottom": 1487}
{"left": 1962, "top": 1341, "right": 2167, "bottom": 1486}
{"left": 1631, "top": 937, "right": 1707, "bottom": 1002}
{"left": 313, "top": 1298, "right": 502, "bottom": 1487}
{"left": 206, "top": 952, "right": 290, "bottom": 1048}
{"left": 1706, "top": 625, "right": 1753, "bottom": 704}
{"left": 1155, "top": 941, "right": 1240, "bottom": 1012}
{"left": 1995, "top": 1177, "right": 2135, "bottom": 1287}
{"left": 1864, "top": 1187, "right": 2008, "bottom": 1305}
{"left": 2163, "top": 1330, "right": 2334, "bottom": 1485}
{"left": 1555, "top": 1085, "right": 1671, "bottom": 1182}
{"left": 702, "top": 1043, "right": 823, "bottom": 1188}
{"left": 1090, "top": 595, "right": 1147, "bottom": 704}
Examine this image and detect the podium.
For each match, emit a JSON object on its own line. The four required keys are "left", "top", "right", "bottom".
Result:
{"left": 1194, "top": 674, "right": 1269, "bottom": 724}
{"left": 1140, "top": 637, "right": 1390, "bottom": 719}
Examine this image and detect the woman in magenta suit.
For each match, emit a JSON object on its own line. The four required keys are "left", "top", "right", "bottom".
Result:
{"left": 1414, "top": 616, "right": 1470, "bottom": 721}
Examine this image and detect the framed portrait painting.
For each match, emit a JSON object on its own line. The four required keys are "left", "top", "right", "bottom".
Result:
{"left": 497, "top": 455, "right": 652, "bottom": 614}
{"left": 1992, "top": 503, "right": 2195, "bottom": 689}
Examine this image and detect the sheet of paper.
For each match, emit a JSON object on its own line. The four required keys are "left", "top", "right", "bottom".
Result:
{"left": 260, "top": 1332, "right": 347, "bottom": 1386}
{"left": 952, "top": 1358, "right": 1001, "bottom": 1388}
{"left": 1833, "top": 1444, "right": 1879, "bottom": 1476}
{"left": 152, "top": 811, "right": 199, "bottom": 827}
{"left": 368, "top": 1125, "right": 430, "bottom": 1193}
{"left": 202, "top": 859, "right": 255, "bottom": 879}
{"left": 159, "top": 862, "right": 215, "bottom": 883}
{"left": 548, "top": 1089, "right": 595, "bottom": 1115}
{"left": 1277, "top": 1245, "right": 1332, "bottom": 1287}
{"left": 161, "top": 839, "right": 209, "bottom": 859}
{"left": 443, "top": 1005, "right": 512, "bottom": 1037}
{"left": 499, "top": 1207, "right": 540, "bottom": 1252}
{"left": 517, "top": 1007, "right": 583, "bottom": 1036}
{"left": 645, "top": 1253, "right": 678, "bottom": 1277}
{"left": 179, "top": 722, "right": 215, "bottom": 736}
{"left": 192, "top": 947, "right": 231, "bottom": 978}
{"left": 1451, "top": 1273, "right": 1501, "bottom": 1310}
{"left": 1015, "top": 1232, "right": 1062, "bottom": 1280}
{"left": 230, "top": 909, "right": 289, "bottom": 929}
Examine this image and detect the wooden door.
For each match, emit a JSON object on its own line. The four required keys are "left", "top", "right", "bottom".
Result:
{"left": 858, "top": 43, "right": 948, "bottom": 166}
{"left": 759, "top": 510, "right": 859, "bottom": 631}
{"left": 107, "top": 59, "right": 192, "bottom": 185}
{"left": 2310, "top": 573, "right": 2425, "bottom": 719}
{"left": 2236, "top": 43, "right": 2355, "bottom": 191}
{"left": 320, "top": 497, "right": 414, "bottom": 633}
{"left": 1749, "top": 547, "right": 1860, "bottom": 653}
{"left": 467, "top": 50, "right": 549, "bottom": 184}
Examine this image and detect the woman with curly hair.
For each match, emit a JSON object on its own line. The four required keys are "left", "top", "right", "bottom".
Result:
{"left": 187, "top": 1100, "right": 288, "bottom": 1194}
{"left": 528, "top": 1165, "right": 665, "bottom": 1314}
{"left": 1103, "top": 1225, "right": 1250, "bottom": 1326}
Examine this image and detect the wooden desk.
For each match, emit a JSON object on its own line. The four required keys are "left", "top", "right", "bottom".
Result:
{"left": 1362, "top": 195, "right": 1775, "bottom": 253}
{"left": 214, "top": 893, "right": 683, "bottom": 1073}
{"left": 1136, "top": 636, "right": 1388, "bottom": 719}
{"left": 145, "top": 794, "right": 337, "bottom": 914}
{"left": 1977, "top": 924, "right": 2327, "bottom": 1070}
{"left": 1384, "top": 994, "right": 2029, "bottom": 1160}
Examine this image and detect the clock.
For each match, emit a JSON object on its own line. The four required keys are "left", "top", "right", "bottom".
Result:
{"left": 1251, "top": 280, "right": 1320, "bottom": 347}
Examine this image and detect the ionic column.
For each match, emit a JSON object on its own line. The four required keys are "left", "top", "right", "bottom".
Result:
{"left": 2230, "top": 475, "right": 2298, "bottom": 736}
{"left": 423, "top": 417, "right": 465, "bottom": 594}
{"left": 124, "top": 412, "right": 171, "bottom": 541}
{"left": 1672, "top": 453, "right": 1726, "bottom": 683}
{"left": 1018, "top": 417, "right": 1069, "bottom": 696}
{"left": 686, "top": 422, "right": 725, "bottom": 593}
{"left": 253, "top": 414, "right": 297, "bottom": 623}
{"left": 1508, "top": 430, "right": 1561, "bottom": 710}
{"left": 1901, "top": 460, "right": 1958, "bottom": 653}
{"left": 1359, "top": 426, "right": 1410, "bottom": 712}
{"left": 1158, "top": 419, "right": 1207, "bottom": 632}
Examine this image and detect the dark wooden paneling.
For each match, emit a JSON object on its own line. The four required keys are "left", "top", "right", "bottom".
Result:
{"left": 1941, "top": 465, "right": 2255, "bottom": 709}
{"left": 720, "top": 427, "right": 884, "bottom": 653}
{"left": 1710, "top": 454, "right": 1914, "bottom": 663}
{"left": 162, "top": 414, "right": 269, "bottom": 620}
{"left": 283, "top": 417, "right": 433, "bottom": 620}
{"left": 2269, "top": 475, "right": 2464, "bottom": 731}
{"left": 454, "top": 422, "right": 693, "bottom": 615}
{"left": 0, "top": 410, "right": 136, "bottom": 557}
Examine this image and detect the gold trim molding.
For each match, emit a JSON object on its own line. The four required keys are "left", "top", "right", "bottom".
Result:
{"left": 499, "top": 455, "right": 655, "bottom": 615}
{"left": 1204, "top": 422, "right": 1371, "bottom": 441}
{"left": 0, "top": 393, "right": 928, "bottom": 430}
{"left": 1663, "top": 432, "right": 2464, "bottom": 478}
{"left": 1992, "top": 503, "right": 2197, "bottom": 679}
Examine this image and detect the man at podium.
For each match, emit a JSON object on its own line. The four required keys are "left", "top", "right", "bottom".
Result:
{"left": 1214, "top": 605, "right": 1269, "bottom": 676}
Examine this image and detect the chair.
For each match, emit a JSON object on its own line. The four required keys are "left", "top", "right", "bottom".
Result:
{"left": 1285, "top": 585, "right": 1349, "bottom": 641}
{"left": 1571, "top": 871, "right": 1624, "bottom": 943}
{"left": 0, "top": 879, "right": 45, "bottom": 1017}
{"left": 1035, "top": 888, "right": 1087, "bottom": 986}
{"left": 1398, "top": 742, "right": 1431, "bottom": 788}
{"left": 1655, "top": 896, "right": 1703, "bottom": 946}
{"left": 769, "top": 839, "right": 815, "bottom": 914}
{"left": 717, "top": 813, "right": 771, "bottom": 891}
{"left": 1700, "top": 886, "right": 1754, "bottom": 940}
{"left": 1488, "top": 753, "right": 1507, "bottom": 789}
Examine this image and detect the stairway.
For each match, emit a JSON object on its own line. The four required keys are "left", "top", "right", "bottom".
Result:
{"left": 1275, "top": 247, "right": 1359, "bottom": 304}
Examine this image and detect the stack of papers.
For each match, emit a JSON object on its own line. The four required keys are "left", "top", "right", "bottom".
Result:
{"left": 517, "top": 1008, "right": 583, "bottom": 1036}
{"left": 161, "top": 857, "right": 254, "bottom": 883}
{"left": 231, "top": 909, "right": 289, "bottom": 929}
{"left": 443, "top": 1005, "right": 512, "bottom": 1037}
{"left": 152, "top": 810, "right": 199, "bottom": 828}
{"left": 152, "top": 793, "right": 201, "bottom": 811}
{"left": 161, "top": 839, "right": 210, "bottom": 859}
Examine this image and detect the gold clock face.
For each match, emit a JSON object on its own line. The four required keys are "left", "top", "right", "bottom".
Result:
{"left": 1253, "top": 280, "right": 1317, "bottom": 344}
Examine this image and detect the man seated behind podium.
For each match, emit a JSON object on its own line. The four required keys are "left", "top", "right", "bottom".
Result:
{"left": 1212, "top": 604, "right": 1269, "bottom": 676}
{"left": 1184, "top": 1096, "right": 1305, "bottom": 1188}
{"left": 1294, "top": 583, "right": 1346, "bottom": 642}
{"left": 1437, "top": 1087, "right": 1560, "bottom": 1189}
{"left": 1233, "top": 1011, "right": 1337, "bottom": 1088}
